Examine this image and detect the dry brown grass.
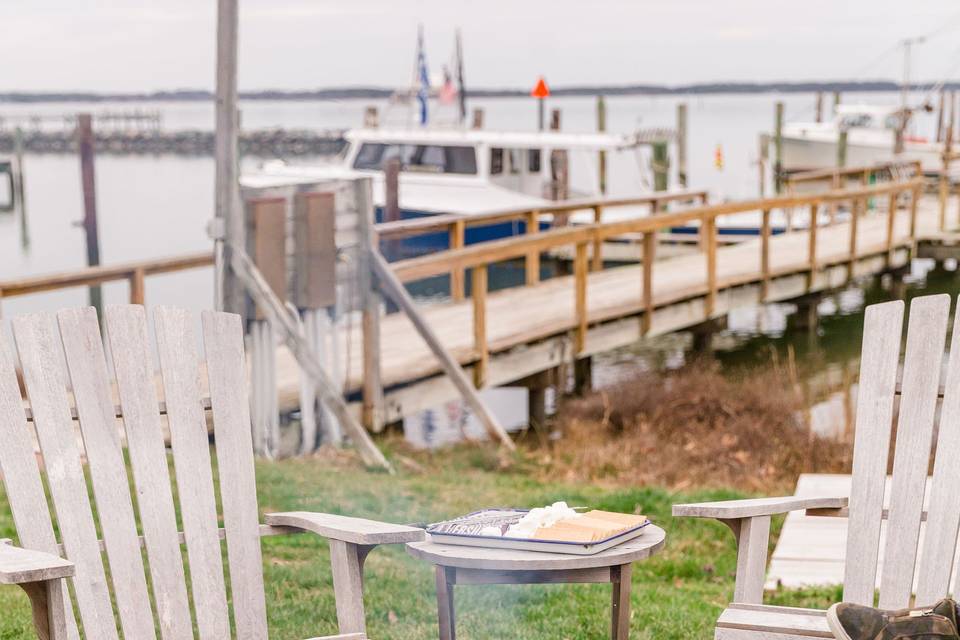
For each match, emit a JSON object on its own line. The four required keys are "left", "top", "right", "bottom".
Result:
{"left": 532, "top": 359, "right": 852, "bottom": 493}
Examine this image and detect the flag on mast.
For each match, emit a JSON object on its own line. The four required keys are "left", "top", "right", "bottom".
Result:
{"left": 416, "top": 26, "right": 430, "bottom": 126}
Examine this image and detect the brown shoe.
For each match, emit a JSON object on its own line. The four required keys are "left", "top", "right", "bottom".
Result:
{"left": 827, "top": 599, "right": 959, "bottom": 640}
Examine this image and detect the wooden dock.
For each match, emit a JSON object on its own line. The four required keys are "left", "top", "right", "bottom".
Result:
{"left": 1, "top": 172, "right": 957, "bottom": 436}
{"left": 273, "top": 179, "right": 953, "bottom": 425}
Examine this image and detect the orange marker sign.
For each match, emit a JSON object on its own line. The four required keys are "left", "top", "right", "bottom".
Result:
{"left": 531, "top": 76, "right": 550, "bottom": 99}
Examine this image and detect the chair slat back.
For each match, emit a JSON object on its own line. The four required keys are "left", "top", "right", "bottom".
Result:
{"left": 844, "top": 294, "right": 960, "bottom": 608}
{"left": 202, "top": 310, "right": 269, "bottom": 640}
{"left": 155, "top": 306, "right": 232, "bottom": 640}
{"left": 104, "top": 306, "right": 195, "bottom": 639}
{"left": 916, "top": 300, "right": 960, "bottom": 603}
{"left": 842, "top": 300, "right": 905, "bottom": 605}
{"left": 876, "top": 295, "right": 950, "bottom": 608}
{"left": 0, "top": 338, "right": 80, "bottom": 640}
{"left": 0, "top": 305, "right": 268, "bottom": 639}
{"left": 12, "top": 313, "right": 121, "bottom": 639}
{"left": 57, "top": 307, "right": 157, "bottom": 639}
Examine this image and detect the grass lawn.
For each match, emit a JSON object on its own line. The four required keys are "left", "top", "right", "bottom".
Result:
{"left": 0, "top": 446, "right": 841, "bottom": 639}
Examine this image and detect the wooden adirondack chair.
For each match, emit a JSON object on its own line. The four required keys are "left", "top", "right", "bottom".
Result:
{"left": 675, "top": 293, "right": 960, "bottom": 638}
{"left": 0, "top": 305, "right": 424, "bottom": 640}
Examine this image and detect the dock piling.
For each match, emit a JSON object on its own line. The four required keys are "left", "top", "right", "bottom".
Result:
{"left": 597, "top": 95, "right": 607, "bottom": 194}
{"left": 774, "top": 102, "right": 784, "bottom": 194}
{"left": 77, "top": 114, "right": 102, "bottom": 316}
{"left": 652, "top": 141, "right": 669, "bottom": 192}
{"left": 815, "top": 92, "right": 824, "bottom": 123}
{"left": 676, "top": 103, "right": 688, "bottom": 188}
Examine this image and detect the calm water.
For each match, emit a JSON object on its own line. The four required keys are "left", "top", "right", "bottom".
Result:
{"left": 0, "top": 92, "right": 955, "bottom": 439}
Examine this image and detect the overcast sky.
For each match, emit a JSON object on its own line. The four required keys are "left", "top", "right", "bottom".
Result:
{"left": 3, "top": 0, "right": 960, "bottom": 92}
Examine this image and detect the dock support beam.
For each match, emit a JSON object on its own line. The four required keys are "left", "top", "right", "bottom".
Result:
{"left": 215, "top": 0, "right": 242, "bottom": 314}
{"left": 690, "top": 317, "right": 726, "bottom": 355}
{"left": 788, "top": 294, "right": 821, "bottom": 333}
{"left": 573, "top": 356, "right": 593, "bottom": 396}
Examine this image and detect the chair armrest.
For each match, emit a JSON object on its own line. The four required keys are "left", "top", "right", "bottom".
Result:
{"left": 264, "top": 512, "right": 425, "bottom": 545}
{"left": 0, "top": 542, "right": 74, "bottom": 585}
{"left": 672, "top": 496, "right": 848, "bottom": 520}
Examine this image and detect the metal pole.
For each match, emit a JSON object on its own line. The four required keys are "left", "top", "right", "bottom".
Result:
{"left": 77, "top": 114, "right": 102, "bottom": 315}
{"left": 215, "top": 0, "right": 241, "bottom": 314}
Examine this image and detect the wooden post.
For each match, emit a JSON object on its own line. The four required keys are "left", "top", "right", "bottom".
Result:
{"left": 677, "top": 102, "right": 688, "bottom": 188}
{"left": 550, "top": 111, "right": 569, "bottom": 200}
{"left": 129, "top": 268, "right": 145, "bottom": 305}
{"left": 833, "top": 91, "right": 841, "bottom": 114}
{"left": 807, "top": 203, "right": 818, "bottom": 290}
{"left": 758, "top": 133, "right": 769, "bottom": 198}
{"left": 472, "top": 265, "right": 488, "bottom": 388}
{"left": 215, "top": 0, "right": 242, "bottom": 314}
{"left": 704, "top": 217, "right": 717, "bottom": 317}
{"left": 910, "top": 184, "right": 920, "bottom": 238}
{"left": 760, "top": 209, "right": 771, "bottom": 300}
{"left": 837, "top": 129, "right": 848, "bottom": 168}
{"left": 774, "top": 102, "right": 784, "bottom": 193}
{"left": 848, "top": 197, "right": 861, "bottom": 280}
{"left": 652, "top": 141, "right": 669, "bottom": 191}
{"left": 815, "top": 92, "right": 824, "bottom": 123}
{"left": 383, "top": 157, "right": 401, "bottom": 223}
{"left": 14, "top": 126, "right": 28, "bottom": 249}
{"left": 597, "top": 95, "right": 607, "bottom": 194}
{"left": 356, "top": 178, "right": 384, "bottom": 433}
{"left": 525, "top": 210, "right": 540, "bottom": 285}
{"left": 77, "top": 114, "right": 102, "bottom": 316}
{"left": 591, "top": 205, "right": 603, "bottom": 271}
{"left": 642, "top": 232, "right": 655, "bottom": 335}
{"left": 941, "top": 110, "right": 953, "bottom": 231}
{"left": 937, "top": 89, "right": 945, "bottom": 142}
{"left": 450, "top": 219, "right": 466, "bottom": 301}
{"left": 574, "top": 242, "right": 588, "bottom": 354}
{"left": 363, "top": 106, "right": 379, "bottom": 128}
{"left": 471, "top": 108, "right": 484, "bottom": 130}
{"left": 885, "top": 192, "right": 897, "bottom": 265}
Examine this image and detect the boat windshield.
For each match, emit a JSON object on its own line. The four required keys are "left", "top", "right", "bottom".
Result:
{"left": 352, "top": 142, "right": 478, "bottom": 175}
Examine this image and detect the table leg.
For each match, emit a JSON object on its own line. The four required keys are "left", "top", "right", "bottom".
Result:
{"left": 436, "top": 566, "right": 456, "bottom": 640}
{"left": 610, "top": 563, "right": 632, "bottom": 640}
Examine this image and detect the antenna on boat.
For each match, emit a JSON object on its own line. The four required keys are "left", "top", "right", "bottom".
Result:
{"left": 455, "top": 29, "right": 467, "bottom": 125}
{"left": 899, "top": 35, "right": 926, "bottom": 111}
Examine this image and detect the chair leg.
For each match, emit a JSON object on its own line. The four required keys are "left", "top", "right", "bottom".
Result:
{"left": 611, "top": 563, "right": 632, "bottom": 640}
{"left": 436, "top": 566, "right": 456, "bottom": 640}
{"left": 20, "top": 579, "right": 72, "bottom": 640}
{"left": 329, "top": 540, "right": 370, "bottom": 636}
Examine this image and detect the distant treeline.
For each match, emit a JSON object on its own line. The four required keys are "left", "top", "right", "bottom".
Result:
{"left": 2, "top": 80, "right": 957, "bottom": 103}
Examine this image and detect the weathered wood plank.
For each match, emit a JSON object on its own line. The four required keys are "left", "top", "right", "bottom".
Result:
{"left": 263, "top": 512, "right": 424, "bottom": 545}
{"left": 575, "top": 242, "right": 588, "bottom": 354}
{"left": 154, "top": 306, "right": 232, "bottom": 640}
{"left": 843, "top": 300, "right": 904, "bottom": 605}
{"left": 56, "top": 308, "right": 157, "bottom": 640}
{"left": 916, "top": 296, "right": 960, "bottom": 602}
{"left": 733, "top": 516, "right": 771, "bottom": 604}
{"left": 104, "top": 305, "right": 193, "bottom": 639}
{"left": 0, "top": 337, "right": 80, "bottom": 640}
{"left": 12, "top": 313, "right": 119, "bottom": 639}
{"left": 471, "top": 265, "right": 488, "bottom": 388}
{"left": 525, "top": 210, "right": 540, "bottom": 286}
{"left": 641, "top": 232, "right": 655, "bottom": 335}
{"left": 878, "top": 295, "right": 951, "bottom": 608}
{"left": 0, "top": 544, "right": 73, "bottom": 585}
{"left": 328, "top": 540, "right": 367, "bottom": 636}
{"left": 202, "top": 310, "right": 269, "bottom": 640}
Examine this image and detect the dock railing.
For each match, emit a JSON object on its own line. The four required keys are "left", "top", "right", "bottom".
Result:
{"left": 389, "top": 178, "right": 924, "bottom": 387}
{"left": 0, "top": 251, "right": 213, "bottom": 308}
{"left": 374, "top": 189, "right": 709, "bottom": 300}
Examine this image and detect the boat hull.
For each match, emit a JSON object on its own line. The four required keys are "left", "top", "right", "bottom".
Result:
{"left": 781, "top": 134, "right": 943, "bottom": 175}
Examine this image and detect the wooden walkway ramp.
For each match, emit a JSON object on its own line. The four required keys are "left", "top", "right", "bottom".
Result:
{"left": 274, "top": 181, "right": 954, "bottom": 424}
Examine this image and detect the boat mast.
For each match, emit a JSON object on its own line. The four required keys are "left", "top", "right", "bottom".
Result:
{"left": 455, "top": 29, "right": 467, "bottom": 125}
{"left": 900, "top": 36, "right": 925, "bottom": 111}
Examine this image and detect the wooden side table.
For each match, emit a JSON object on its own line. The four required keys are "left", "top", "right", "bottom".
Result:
{"left": 406, "top": 525, "right": 665, "bottom": 639}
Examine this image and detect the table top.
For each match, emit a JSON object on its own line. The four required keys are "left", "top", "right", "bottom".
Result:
{"left": 406, "top": 524, "right": 665, "bottom": 571}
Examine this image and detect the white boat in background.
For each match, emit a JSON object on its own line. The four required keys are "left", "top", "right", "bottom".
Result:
{"left": 244, "top": 126, "right": 658, "bottom": 256}
{"left": 781, "top": 104, "right": 944, "bottom": 175}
